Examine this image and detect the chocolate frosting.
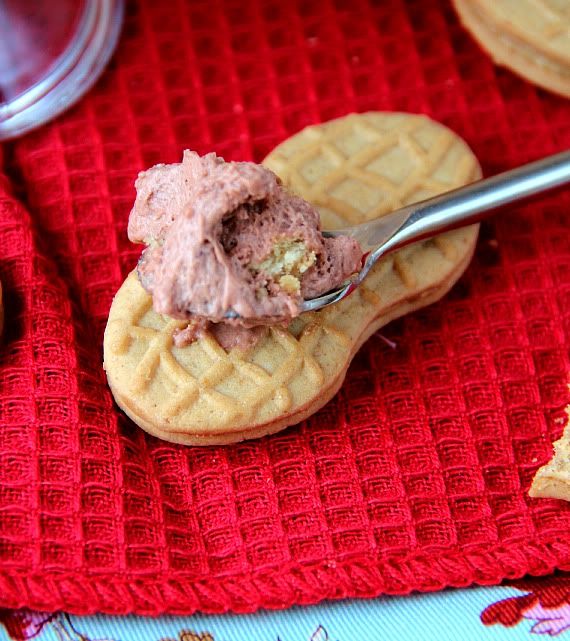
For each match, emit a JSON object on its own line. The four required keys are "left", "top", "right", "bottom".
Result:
{"left": 128, "top": 150, "right": 362, "bottom": 346}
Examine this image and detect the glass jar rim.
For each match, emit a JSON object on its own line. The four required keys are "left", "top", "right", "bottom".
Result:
{"left": 0, "top": 0, "right": 124, "bottom": 140}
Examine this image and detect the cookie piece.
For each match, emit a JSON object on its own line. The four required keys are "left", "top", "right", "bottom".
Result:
{"left": 452, "top": 0, "right": 570, "bottom": 98}
{"left": 530, "top": 407, "right": 570, "bottom": 501}
{"left": 104, "top": 112, "right": 481, "bottom": 445}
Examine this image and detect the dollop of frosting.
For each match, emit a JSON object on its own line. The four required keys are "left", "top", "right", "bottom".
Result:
{"left": 128, "top": 150, "right": 362, "bottom": 348}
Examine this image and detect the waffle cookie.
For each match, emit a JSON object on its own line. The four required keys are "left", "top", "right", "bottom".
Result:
{"left": 104, "top": 112, "right": 481, "bottom": 445}
{"left": 452, "top": 0, "right": 570, "bottom": 98}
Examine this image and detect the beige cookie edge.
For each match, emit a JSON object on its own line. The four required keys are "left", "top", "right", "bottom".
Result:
{"left": 452, "top": 0, "right": 570, "bottom": 99}
{"left": 529, "top": 476, "right": 570, "bottom": 501}
{"left": 469, "top": 0, "right": 570, "bottom": 68}
{"left": 106, "top": 231, "right": 477, "bottom": 446}
{"left": 529, "top": 405, "right": 570, "bottom": 501}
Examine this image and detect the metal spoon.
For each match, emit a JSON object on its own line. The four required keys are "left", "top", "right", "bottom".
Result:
{"left": 300, "top": 149, "right": 570, "bottom": 313}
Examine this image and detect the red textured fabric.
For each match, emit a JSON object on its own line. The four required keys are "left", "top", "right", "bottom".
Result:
{"left": 1, "top": 0, "right": 570, "bottom": 616}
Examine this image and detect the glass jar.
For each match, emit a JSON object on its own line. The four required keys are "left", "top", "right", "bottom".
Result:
{"left": 0, "top": 0, "right": 124, "bottom": 140}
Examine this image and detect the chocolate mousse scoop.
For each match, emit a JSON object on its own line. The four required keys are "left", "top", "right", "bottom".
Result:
{"left": 128, "top": 150, "right": 362, "bottom": 349}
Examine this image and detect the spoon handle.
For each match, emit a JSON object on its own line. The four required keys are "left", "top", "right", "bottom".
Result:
{"left": 380, "top": 149, "right": 570, "bottom": 255}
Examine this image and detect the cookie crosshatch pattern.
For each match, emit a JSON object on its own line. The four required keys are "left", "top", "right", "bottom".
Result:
{"left": 264, "top": 112, "right": 479, "bottom": 225}
{"left": 452, "top": 0, "right": 570, "bottom": 98}
{"left": 1, "top": 0, "right": 570, "bottom": 617}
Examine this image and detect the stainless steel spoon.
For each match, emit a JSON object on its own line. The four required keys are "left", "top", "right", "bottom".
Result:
{"left": 300, "top": 149, "right": 570, "bottom": 313}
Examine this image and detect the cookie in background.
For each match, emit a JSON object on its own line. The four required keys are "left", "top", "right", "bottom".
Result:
{"left": 452, "top": 0, "right": 570, "bottom": 98}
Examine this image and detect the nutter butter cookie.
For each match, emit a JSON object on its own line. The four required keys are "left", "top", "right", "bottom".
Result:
{"left": 104, "top": 112, "right": 481, "bottom": 445}
{"left": 452, "top": 0, "right": 570, "bottom": 98}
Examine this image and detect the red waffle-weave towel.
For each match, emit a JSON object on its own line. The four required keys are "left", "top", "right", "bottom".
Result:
{"left": 1, "top": 0, "right": 570, "bottom": 616}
